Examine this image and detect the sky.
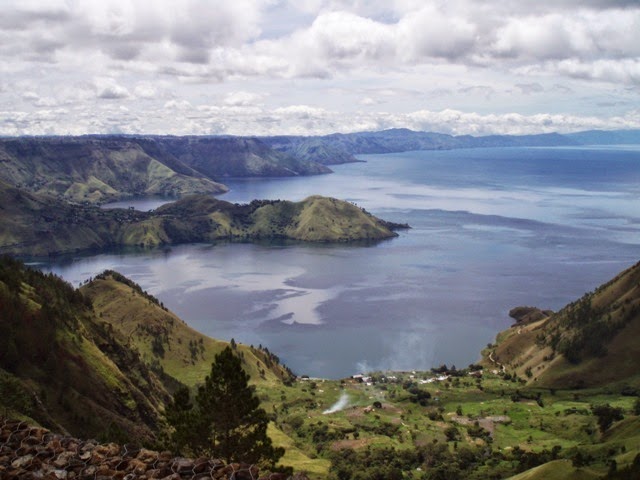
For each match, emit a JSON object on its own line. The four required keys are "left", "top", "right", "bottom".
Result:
{"left": 1, "top": 0, "right": 639, "bottom": 137}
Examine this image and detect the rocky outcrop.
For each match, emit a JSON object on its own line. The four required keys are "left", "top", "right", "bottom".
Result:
{"left": 0, "top": 418, "right": 306, "bottom": 480}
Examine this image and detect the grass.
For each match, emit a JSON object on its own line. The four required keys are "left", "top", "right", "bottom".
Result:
{"left": 268, "top": 423, "right": 331, "bottom": 479}
{"left": 81, "top": 274, "right": 292, "bottom": 390}
{"left": 254, "top": 370, "right": 640, "bottom": 478}
{"left": 505, "top": 460, "right": 600, "bottom": 480}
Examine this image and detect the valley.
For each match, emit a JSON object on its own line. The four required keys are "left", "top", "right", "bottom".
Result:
{"left": 1, "top": 135, "right": 639, "bottom": 479}
{"left": 1, "top": 257, "right": 640, "bottom": 479}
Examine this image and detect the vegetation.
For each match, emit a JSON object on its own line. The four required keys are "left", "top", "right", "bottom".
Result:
{"left": 1, "top": 256, "right": 640, "bottom": 479}
{"left": 0, "top": 256, "right": 172, "bottom": 443}
{"left": 486, "top": 260, "right": 640, "bottom": 390}
{"left": 166, "top": 347, "right": 284, "bottom": 467}
{"left": 0, "top": 135, "right": 333, "bottom": 205}
{"left": 0, "top": 180, "right": 404, "bottom": 255}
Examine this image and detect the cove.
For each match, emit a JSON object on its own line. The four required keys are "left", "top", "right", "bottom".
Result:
{"left": 38, "top": 146, "right": 640, "bottom": 378}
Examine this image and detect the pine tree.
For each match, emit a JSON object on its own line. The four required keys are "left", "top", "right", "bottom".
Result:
{"left": 164, "top": 385, "right": 209, "bottom": 455}
{"left": 165, "top": 346, "right": 283, "bottom": 466}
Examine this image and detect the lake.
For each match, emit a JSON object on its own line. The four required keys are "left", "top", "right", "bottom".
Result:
{"left": 37, "top": 146, "right": 640, "bottom": 378}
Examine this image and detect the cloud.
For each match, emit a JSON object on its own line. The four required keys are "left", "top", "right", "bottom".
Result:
{"left": 1, "top": 1, "right": 640, "bottom": 136}
{"left": 555, "top": 59, "right": 640, "bottom": 85}
{"left": 516, "top": 83, "right": 544, "bottom": 95}
{"left": 223, "top": 91, "right": 264, "bottom": 106}
{"left": 133, "top": 82, "right": 158, "bottom": 99}
{"left": 2, "top": 98, "right": 639, "bottom": 137}
{"left": 457, "top": 85, "right": 496, "bottom": 100}
{"left": 397, "top": 5, "right": 477, "bottom": 60}
{"left": 2, "top": 0, "right": 639, "bottom": 85}
{"left": 95, "top": 78, "right": 130, "bottom": 99}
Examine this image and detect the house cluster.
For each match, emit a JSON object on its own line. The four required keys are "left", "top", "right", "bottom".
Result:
{"left": 351, "top": 374, "right": 373, "bottom": 385}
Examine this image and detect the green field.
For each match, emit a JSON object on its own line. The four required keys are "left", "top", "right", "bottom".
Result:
{"left": 252, "top": 369, "right": 640, "bottom": 479}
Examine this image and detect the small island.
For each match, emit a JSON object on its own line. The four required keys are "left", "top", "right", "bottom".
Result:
{"left": 0, "top": 180, "right": 409, "bottom": 256}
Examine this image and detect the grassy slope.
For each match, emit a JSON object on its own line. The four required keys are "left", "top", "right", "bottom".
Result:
{"left": 0, "top": 183, "right": 401, "bottom": 255}
{"left": 255, "top": 370, "right": 640, "bottom": 479}
{"left": 0, "top": 138, "right": 227, "bottom": 203}
{"left": 80, "top": 273, "right": 292, "bottom": 388}
{"left": 155, "top": 195, "right": 400, "bottom": 243}
{"left": 506, "top": 460, "right": 601, "bottom": 480}
{"left": 0, "top": 259, "right": 172, "bottom": 444}
{"left": 484, "top": 261, "right": 640, "bottom": 390}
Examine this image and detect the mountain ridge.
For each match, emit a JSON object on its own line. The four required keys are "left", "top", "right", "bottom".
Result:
{"left": 0, "top": 181, "right": 404, "bottom": 256}
{"left": 2, "top": 129, "right": 637, "bottom": 203}
{"left": 483, "top": 260, "right": 640, "bottom": 389}
{"left": 263, "top": 128, "right": 640, "bottom": 163}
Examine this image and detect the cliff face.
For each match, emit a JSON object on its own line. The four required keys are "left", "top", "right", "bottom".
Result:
{"left": 0, "top": 135, "right": 331, "bottom": 205}
{"left": 147, "top": 136, "right": 331, "bottom": 177}
{"left": 0, "top": 137, "right": 227, "bottom": 203}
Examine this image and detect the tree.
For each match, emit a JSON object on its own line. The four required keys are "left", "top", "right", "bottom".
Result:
{"left": 164, "top": 385, "right": 209, "bottom": 455}
{"left": 592, "top": 404, "right": 624, "bottom": 434}
{"left": 166, "top": 346, "right": 283, "bottom": 467}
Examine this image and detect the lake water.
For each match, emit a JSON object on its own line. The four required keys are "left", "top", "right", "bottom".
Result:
{"left": 37, "top": 146, "right": 640, "bottom": 378}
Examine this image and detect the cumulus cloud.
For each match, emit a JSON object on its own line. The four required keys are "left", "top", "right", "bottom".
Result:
{"left": 95, "top": 78, "right": 130, "bottom": 99}
{"left": 1, "top": 1, "right": 640, "bottom": 135}
{"left": 2, "top": 99, "right": 639, "bottom": 137}
{"left": 397, "top": 5, "right": 477, "bottom": 60}
{"left": 3, "top": 0, "right": 640, "bottom": 82}
{"left": 133, "top": 82, "right": 158, "bottom": 99}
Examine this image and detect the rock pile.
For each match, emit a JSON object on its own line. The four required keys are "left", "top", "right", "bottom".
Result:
{"left": 0, "top": 418, "right": 305, "bottom": 480}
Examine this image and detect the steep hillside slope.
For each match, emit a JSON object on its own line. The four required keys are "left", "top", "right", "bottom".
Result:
{"left": 485, "top": 261, "right": 640, "bottom": 389}
{"left": 0, "top": 256, "right": 172, "bottom": 444}
{"left": 80, "top": 271, "right": 294, "bottom": 388}
{"left": 0, "top": 258, "right": 295, "bottom": 446}
{"left": 149, "top": 136, "right": 331, "bottom": 177}
{"left": 0, "top": 135, "right": 333, "bottom": 205}
{"left": 0, "top": 180, "right": 151, "bottom": 255}
{"left": 0, "top": 137, "right": 227, "bottom": 203}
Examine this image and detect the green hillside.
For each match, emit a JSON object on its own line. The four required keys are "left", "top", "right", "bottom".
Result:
{"left": 484, "top": 261, "right": 640, "bottom": 389}
{"left": 0, "top": 181, "right": 405, "bottom": 255}
{"left": 80, "top": 271, "right": 294, "bottom": 388}
{"left": 1, "top": 256, "right": 639, "bottom": 479}
{"left": 0, "top": 137, "right": 227, "bottom": 203}
{"left": 0, "top": 256, "right": 172, "bottom": 444}
{"left": 0, "top": 257, "right": 296, "bottom": 446}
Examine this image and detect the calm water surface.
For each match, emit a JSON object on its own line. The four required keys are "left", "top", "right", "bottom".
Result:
{"left": 39, "top": 147, "right": 640, "bottom": 378}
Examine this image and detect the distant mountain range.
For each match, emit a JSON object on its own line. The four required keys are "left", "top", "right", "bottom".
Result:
{"left": 265, "top": 128, "right": 640, "bottom": 163}
{"left": 1, "top": 129, "right": 638, "bottom": 204}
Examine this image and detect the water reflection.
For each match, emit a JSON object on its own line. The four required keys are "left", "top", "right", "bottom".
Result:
{"left": 40, "top": 147, "right": 640, "bottom": 378}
